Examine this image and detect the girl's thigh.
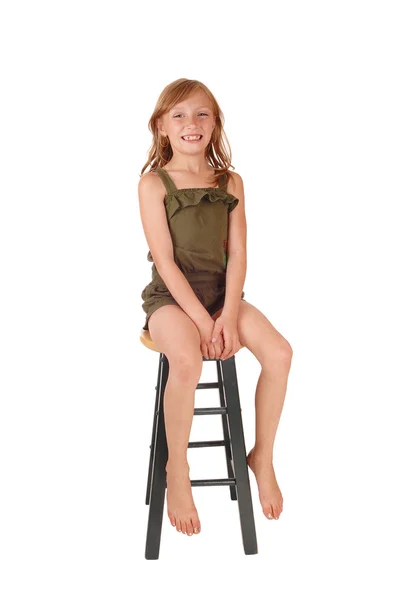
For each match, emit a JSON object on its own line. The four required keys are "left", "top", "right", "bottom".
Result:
{"left": 148, "top": 304, "right": 203, "bottom": 368}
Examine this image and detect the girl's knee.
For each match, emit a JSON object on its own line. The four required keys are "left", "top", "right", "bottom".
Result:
{"left": 168, "top": 350, "right": 203, "bottom": 384}
{"left": 265, "top": 340, "right": 293, "bottom": 372}
{"left": 280, "top": 340, "right": 293, "bottom": 364}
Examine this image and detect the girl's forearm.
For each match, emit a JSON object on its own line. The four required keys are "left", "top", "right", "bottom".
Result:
{"left": 157, "top": 261, "right": 210, "bottom": 326}
{"left": 222, "top": 252, "right": 247, "bottom": 320}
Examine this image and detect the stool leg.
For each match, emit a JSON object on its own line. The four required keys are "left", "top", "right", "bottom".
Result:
{"left": 216, "top": 359, "right": 237, "bottom": 501}
{"left": 145, "top": 354, "right": 169, "bottom": 560}
{"left": 145, "top": 354, "right": 163, "bottom": 505}
{"left": 220, "top": 356, "right": 258, "bottom": 555}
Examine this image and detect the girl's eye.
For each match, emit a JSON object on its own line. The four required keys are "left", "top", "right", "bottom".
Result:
{"left": 173, "top": 113, "right": 208, "bottom": 118}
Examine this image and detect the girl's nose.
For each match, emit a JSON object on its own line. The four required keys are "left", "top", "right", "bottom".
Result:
{"left": 186, "top": 116, "right": 199, "bottom": 126}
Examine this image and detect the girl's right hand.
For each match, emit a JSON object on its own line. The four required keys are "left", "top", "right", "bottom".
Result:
{"left": 196, "top": 317, "right": 224, "bottom": 360}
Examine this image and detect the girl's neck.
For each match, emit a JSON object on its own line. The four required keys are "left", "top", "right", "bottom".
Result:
{"left": 163, "top": 160, "right": 212, "bottom": 176}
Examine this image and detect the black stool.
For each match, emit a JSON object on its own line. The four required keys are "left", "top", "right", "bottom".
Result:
{"left": 140, "top": 328, "right": 258, "bottom": 560}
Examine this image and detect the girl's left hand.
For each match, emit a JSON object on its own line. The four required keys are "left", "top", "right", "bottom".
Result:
{"left": 211, "top": 314, "right": 243, "bottom": 360}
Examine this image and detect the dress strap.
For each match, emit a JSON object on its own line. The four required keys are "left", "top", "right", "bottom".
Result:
{"left": 155, "top": 167, "right": 178, "bottom": 194}
{"left": 218, "top": 172, "right": 228, "bottom": 190}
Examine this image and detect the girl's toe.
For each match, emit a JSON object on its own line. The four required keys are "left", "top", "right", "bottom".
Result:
{"left": 263, "top": 505, "right": 274, "bottom": 519}
{"left": 186, "top": 520, "right": 194, "bottom": 536}
{"left": 192, "top": 517, "right": 201, "bottom": 534}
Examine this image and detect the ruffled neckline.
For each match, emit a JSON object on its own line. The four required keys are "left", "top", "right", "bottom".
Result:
{"left": 163, "top": 187, "right": 239, "bottom": 219}
{"left": 166, "top": 187, "right": 225, "bottom": 192}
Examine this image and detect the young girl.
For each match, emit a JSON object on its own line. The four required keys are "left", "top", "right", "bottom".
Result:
{"left": 139, "top": 78, "right": 293, "bottom": 537}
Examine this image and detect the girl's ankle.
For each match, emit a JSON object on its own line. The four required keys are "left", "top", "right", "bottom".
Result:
{"left": 248, "top": 447, "right": 273, "bottom": 465}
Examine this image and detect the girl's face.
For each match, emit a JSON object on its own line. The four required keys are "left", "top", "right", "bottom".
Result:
{"left": 158, "top": 90, "right": 216, "bottom": 155}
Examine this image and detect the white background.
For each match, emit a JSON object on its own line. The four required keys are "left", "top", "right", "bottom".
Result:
{"left": 1, "top": 0, "right": 397, "bottom": 598}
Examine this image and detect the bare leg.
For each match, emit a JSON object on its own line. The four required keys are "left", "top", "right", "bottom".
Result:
{"left": 212, "top": 301, "right": 293, "bottom": 520}
{"left": 246, "top": 360, "right": 291, "bottom": 520}
{"left": 148, "top": 304, "right": 203, "bottom": 536}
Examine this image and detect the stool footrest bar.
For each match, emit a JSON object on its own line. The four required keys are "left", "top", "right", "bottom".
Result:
{"left": 165, "top": 478, "right": 235, "bottom": 487}
{"left": 164, "top": 478, "right": 236, "bottom": 487}
{"left": 188, "top": 440, "right": 225, "bottom": 448}
{"left": 190, "top": 478, "right": 236, "bottom": 487}
{"left": 194, "top": 407, "right": 227, "bottom": 415}
{"left": 151, "top": 439, "right": 226, "bottom": 450}
{"left": 196, "top": 382, "right": 220, "bottom": 390}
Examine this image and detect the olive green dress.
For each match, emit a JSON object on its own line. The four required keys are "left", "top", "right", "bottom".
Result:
{"left": 141, "top": 167, "right": 246, "bottom": 330}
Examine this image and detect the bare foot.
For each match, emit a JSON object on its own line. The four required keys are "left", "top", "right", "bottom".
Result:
{"left": 246, "top": 448, "right": 283, "bottom": 520}
{"left": 165, "top": 460, "right": 201, "bottom": 535}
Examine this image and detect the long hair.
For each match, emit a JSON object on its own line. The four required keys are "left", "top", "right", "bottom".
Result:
{"left": 140, "top": 78, "right": 235, "bottom": 188}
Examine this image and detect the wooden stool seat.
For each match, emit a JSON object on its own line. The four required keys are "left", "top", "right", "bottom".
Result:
{"left": 140, "top": 328, "right": 258, "bottom": 559}
{"left": 139, "top": 328, "right": 160, "bottom": 352}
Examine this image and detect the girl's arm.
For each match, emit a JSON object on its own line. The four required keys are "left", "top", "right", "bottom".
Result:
{"left": 222, "top": 172, "right": 247, "bottom": 321}
{"left": 138, "top": 172, "right": 210, "bottom": 327}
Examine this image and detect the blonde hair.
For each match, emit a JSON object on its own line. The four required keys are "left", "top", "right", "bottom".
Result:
{"left": 140, "top": 78, "right": 235, "bottom": 188}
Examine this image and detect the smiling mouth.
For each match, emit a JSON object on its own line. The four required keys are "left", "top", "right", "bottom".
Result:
{"left": 181, "top": 135, "right": 203, "bottom": 141}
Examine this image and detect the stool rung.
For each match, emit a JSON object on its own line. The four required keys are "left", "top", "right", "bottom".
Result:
{"left": 165, "top": 478, "right": 235, "bottom": 488}
{"left": 190, "top": 478, "right": 236, "bottom": 487}
{"left": 156, "top": 382, "right": 220, "bottom": 390}
{"left": 188, "top": 440, "right": 225, "bottom": 448}
{"left": 194, "top": 407, "right": 227, "bottom": 416}
{"left": 196, "top": 382, "right": 220, "bottom": 390}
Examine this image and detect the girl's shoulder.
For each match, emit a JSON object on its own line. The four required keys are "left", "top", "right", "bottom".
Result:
{"left": 225, "top": 170, "right": 243, "bottom": 195}
{"left": 138, "top": 169, "right": 167, "bottom": 204}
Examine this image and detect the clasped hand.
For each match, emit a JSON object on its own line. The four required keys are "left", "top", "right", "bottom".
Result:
{"left": 198, "top": 314, "right": 243, "bottom": 361}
